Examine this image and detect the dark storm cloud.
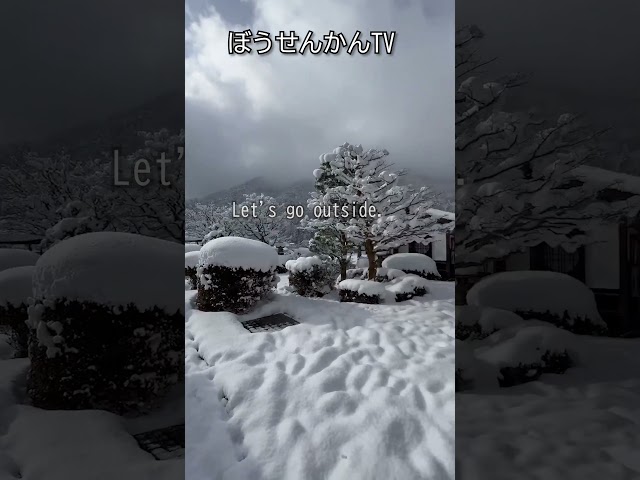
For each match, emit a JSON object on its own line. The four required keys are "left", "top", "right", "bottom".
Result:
{"left": 0, "top": 0, "right": 184, "bottom": 146}
{"left": 185, "top": 0, "right": 454, "bottom": 198}
{"left": 457, "top": 0, "right": 640, "bottom": 111}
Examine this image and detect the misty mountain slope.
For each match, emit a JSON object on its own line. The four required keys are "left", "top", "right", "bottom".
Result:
{"left": 190, "top": 172, "right": 455, "bottom": 212}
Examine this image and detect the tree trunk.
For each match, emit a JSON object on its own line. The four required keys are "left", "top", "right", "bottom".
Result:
{"left": 340, "top": 261, "right": 348, "bottom": 282}
{"left": 365, "top": 239, "right": 377, "bottom": 280}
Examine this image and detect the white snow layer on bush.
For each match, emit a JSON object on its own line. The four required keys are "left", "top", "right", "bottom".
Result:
{"left": 285, "top": 256, "right": 324, "bottom": 273}
{"left": 466, "top": 271, "right": 604, "bottom": 325}
{"left": 0, "top": 248, "right": 39, "bottom": 273}
{"left": 0, "top": 266, "right": 34, "bottom": 308}
{"left": 185, "top": 251, "right": 200, "bottom": 269}
{"left": 477, "top": 325, "right": 578, "bottom": 369}
{"left": 456, "top": 305, "right": 525, "bottom": 333}
{"left": 32, "top": 232, "right": 184, "bottom": 313}
{"left": 382, "top": 253, "right": 440, "bottom": 277}
{"left": 338, "top": 279, "right": 386, "bottom": 297}
{"left": 385, "top": 274, "right": 430, "bottom": 294}
{"left": 200, "top": 236, "right": 279, "bottom": 272}
{"left": 185, "top": 243, "right": 201, "bottom": 253}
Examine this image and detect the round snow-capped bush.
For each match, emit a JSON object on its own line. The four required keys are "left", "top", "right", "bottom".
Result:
{"left": 185, "top": 243, "right": 201, "bottom": 253}
{"left": 0, "top": 266, "right": 34, "bottom": 358}
{"left": 0, "top": 248, "right": 39, "bottom": 273}
{"left": 466, "top": 271, "right": 607, "bottom": 335}
{"left": 286, "top": 255, "right": 338, "bottom": 297}
{"left": 338, "top": 279, "right": 385, "bottom": 304}
{"left": 185, "top": 251, "right": 200, "bottom": 290}
{"left": 27, "top": 232, "right": 184, "bottom": 414}
{"left": 386, "top": 274, "right": 430, "bottom": 302}
{"left": 196, "top": 236, "right": 279, "bottom": 314}
{"left": 381, "top": 253, "right": 441, "bottom": 280}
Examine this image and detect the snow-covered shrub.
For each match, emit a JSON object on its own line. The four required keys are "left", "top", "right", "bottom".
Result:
{"left": 467, "top": 271, "right": 607, "bottom": 335}
{"left": 381, "top": 253, "right": 441, "bottom": 280}
{"left": 0, "top": 248, "right": 39, "bottom": 273}
{"left": 477, "top": 325, "right": 577, "bottom": 387}
{"left": 286, "top": 255, "right": 338, "bottom": 297}
{"left": 338, "top": 280, "right": 385, "bottom": 304}
{"left": 196, "top": 237, "right": 279, "bottom": 314}
{"left": 185, "top": 251, "right": 199, "bottom": 289}
{"left": 455, "top": 305, "right": 525, "bottom": 340}
{"left": 386, "top": 274, "right": 430, "bottom": 302}
{"left": 26, "top": 233, "right": 184, "bottom": 414}
{"left": 0, "top": 266, "right": 34, "bottom": 357}
{"left": 344, "top": 267, "right": 406, "bottom": 283}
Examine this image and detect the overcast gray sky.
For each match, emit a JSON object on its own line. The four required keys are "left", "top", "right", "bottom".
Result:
{"left": 0, "top": 0, "right": 183, "bottom": 147}
{"left": 457, "top": 0, "right": 640, "bottom": 134}
{"left": 185, "top": 0, "right": 454, "bottom": 198}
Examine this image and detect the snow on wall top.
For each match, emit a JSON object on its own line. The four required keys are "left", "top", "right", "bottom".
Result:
{"left": 574, "top": 165, "right": 640, "bottom": 195}
{"left": 33, "top": 232, "right": 184, "bottom": 314}
{"left": 382, "top": 253, "right": 440, "bottom": 276}
{"left": 466, "top": 271, "right": 603, "bottom": 324}
{"left": 0, "top": 266, "right": 34, "bottom": 308}
{"left": 0, "top": 248, "right": 40, "bottom": 273}
{"left": 185, "top": 251, "right": 200, "bottom": 269}
{"left": 200, "top": 236, "right": 279, "bottom": 272}
{"left": 185, "top": 243, "right": 201, "bottom": 253}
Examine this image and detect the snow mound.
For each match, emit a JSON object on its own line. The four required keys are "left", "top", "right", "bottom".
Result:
{"left": 200, "top": 236, "right": 279, "bottom": 272}
{"left": 185, "top": 243, "right": 201, "bottom": 253}
{"left": 382, "top": 253, "right": 440, "bottom": 277}
{"left": 185, "top": 251, "right": 200, "bottom": 269}
{"left": 0, "top": 248, "right": 40, "bottom": 273}
{"left": 477, "top": 325, "right": 578, "bottom": 369}
{"left": 456, "top": 305, "right": 525, "bottom": 339}
{"left": 338, "top": 279, "right": 386, "bottom": 297}
{"left": 285, "top": 256, "right": 323, "bottom": 273}
{"left": 466, "top": 271, "right": 604, "bottom": 325}
{"left": 385, "top": 274, "right": 430, "bottom": 294}
{"left": 33, "top": 232, "right": 184, "bottom": 313}
{"left": 0, "top": 266, "right": 34, "bottom": 308}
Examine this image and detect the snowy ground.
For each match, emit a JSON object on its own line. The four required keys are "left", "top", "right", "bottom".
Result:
{"left": 457, "top": 334, "right": 640, "bottom": 480}
{"left": 0, "top": 334, "right": 184, "bottom": 480}
{"left": 186, "top": 274, "right": 455, "bottom": 480}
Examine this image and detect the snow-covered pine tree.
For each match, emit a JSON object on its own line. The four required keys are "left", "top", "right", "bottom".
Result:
{"left": 309, "top": 142, "right": 444, "bottom": 280}
{"left": 302, "top": 158, "right": 357, "bottom": 281}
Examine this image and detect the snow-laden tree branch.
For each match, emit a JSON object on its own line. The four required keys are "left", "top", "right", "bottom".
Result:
{"left": 455, "top": 26, "right": 613, "bottom": 271}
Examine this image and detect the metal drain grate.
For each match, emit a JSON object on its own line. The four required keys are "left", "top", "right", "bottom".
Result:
{"left": 134, "top": 424, "right": 185, "bottom": 460}
{"left": 242, "top": 313, "right": 300, "bottom": 333}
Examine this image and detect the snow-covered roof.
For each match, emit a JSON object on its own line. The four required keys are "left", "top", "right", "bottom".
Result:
{"left": 426, "top": 208, "right": 454, "bottom": 224}
{"left": 573, "top": 165, "right": 640, "bottom": 195}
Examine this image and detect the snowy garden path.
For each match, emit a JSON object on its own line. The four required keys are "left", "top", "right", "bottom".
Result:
{"left": 185, "top": 278, "right": 456, "bottom": 480}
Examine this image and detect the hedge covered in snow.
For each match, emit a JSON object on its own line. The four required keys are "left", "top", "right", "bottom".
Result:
{"left": 381, "top": 253, "right": 441, "bottom": 280}
{"left": 0, "top": 266, "right": 34, "bottom": 358}
{"left": 338, "top": 280, "right": 386, "bottom": 304}
{"left": 286, "top": 255, "right": 338, "bottom": 297}
{"left": 385, "top": 274, "right": 430, "bottom": 302}
{"left": 344, "top": 267, "right": 406, "bottom": 283}
{"left": 196, "top": 236, "right": 279, "bottom": 314}
{"left": 26, "top": 232, "right": 184, "bottom": 414}
{"left": 455, "top": 305, "right": 525, "bottom": 341}
{"left": 466, "top": 271, "right": 607, "bottom": 335}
